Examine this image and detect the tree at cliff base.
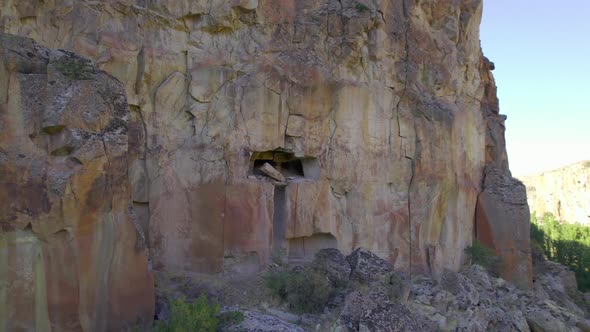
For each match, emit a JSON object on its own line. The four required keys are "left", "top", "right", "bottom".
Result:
{"left": 531, "top": 213, "right": 590, "bottom": 291}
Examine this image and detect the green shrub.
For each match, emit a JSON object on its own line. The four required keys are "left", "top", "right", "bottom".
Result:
{"left": 465, "top": 240, "right": 501, "bottom": 273}
{"left": 155, "top": 294, "right": 219, "bottom": 332}
{"left": 218, "top": 310, "right": 244, "bottom": 329}
{"left": 355, "top": 3, "right": 369, "bottom": 12}
{"left": 264, "top": 269, "right": 290, "bottom": 300}
{"left": 264, "top": 267, "right": 332, "bottom": 313}
{"left": 531, "top": 213, "right": 590, "bottom": 291}
{"left": 285, "top": 268, "right": 332, "bottom": 313}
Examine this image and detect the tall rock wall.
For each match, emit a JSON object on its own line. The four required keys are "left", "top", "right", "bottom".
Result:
{"left": 0, "top": 0, "right": 531, "bottom": 309}
{"left": 520, "top": 161, "right": 590, "bottom": 225}
{"left": 0, "top": 35, "right": 153, "bottom": 331}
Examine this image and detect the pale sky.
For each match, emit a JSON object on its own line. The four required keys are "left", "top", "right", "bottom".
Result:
{"left": 480, "top": 1, "right": 590, "bottom": 176}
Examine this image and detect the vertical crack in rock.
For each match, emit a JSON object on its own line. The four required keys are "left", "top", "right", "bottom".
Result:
{"left": 398, "top": 0, "right": 414, "bottom": 275}
{"left": 237, "top": 81, "right": 252, "bottom": 147}
{"left": 134, "top": 46, "right": 145, "bottom": 95}
{"left": 406, "top": 155, "right": 415, "bottom": 275}
{"left": 136, "top": 105, "right": 151, "bottom": 247}
{"left": 272, "top": 185, "right": 288, "bottom": 258}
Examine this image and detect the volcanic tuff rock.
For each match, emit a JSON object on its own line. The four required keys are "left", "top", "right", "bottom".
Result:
{"left": 1, "top": 0, "right": 533, "bottom": 328}
{"left": 520, "top": 161, "right": 590, "bottom": 225}
{"left": 0, "top": 34, "right": 153, "bottom": 331}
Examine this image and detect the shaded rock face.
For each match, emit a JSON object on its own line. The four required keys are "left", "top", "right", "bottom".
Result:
{"left": 520, "top": 160, "right": 590, "bottom": 225}
{"left": 475, "top": 56, "right": 533, "bottom": 289}
{"left": 0, "top": 34, "right": 153, "bottom": 331}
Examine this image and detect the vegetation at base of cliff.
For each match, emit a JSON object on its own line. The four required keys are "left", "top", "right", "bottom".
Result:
{"left": 154, "top": 294, "right": 243, "bottom": 332}
{"left": 464, "top": 240, "right": 502, "bottom": 274}
{"left": 264, "top": 267, "right": 332, "bottom": 314}
{"left": 531, "top": 213, "right": 590, "bottom": 292}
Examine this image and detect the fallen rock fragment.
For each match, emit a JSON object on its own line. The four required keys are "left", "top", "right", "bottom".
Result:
{"left": 260, "top": 162, "right": 286, "bottom": 182}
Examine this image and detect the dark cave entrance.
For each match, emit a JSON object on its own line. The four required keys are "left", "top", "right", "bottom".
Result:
{"left": 249, "top": 149, "right": 320, "bottom": 181}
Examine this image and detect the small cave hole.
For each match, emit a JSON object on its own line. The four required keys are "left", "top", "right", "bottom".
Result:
{"left": 281, "top": 159, "right": 304, "bottom": 178}
{"left": 249, "top": 149, "right": 319, "bottom": 181}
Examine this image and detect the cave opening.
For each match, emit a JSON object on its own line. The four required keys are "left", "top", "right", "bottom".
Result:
{"left": 249, "top": 149, "right": 319, "bottom": 181}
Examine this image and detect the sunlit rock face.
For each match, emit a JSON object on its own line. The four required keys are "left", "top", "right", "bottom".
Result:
{"left": 520, "top": 161, "right": 590, "bottom": 226}
{"left": 0, "top": 0, "right": 529, "bottom": 288}
{"left": 475, "top": 56, "right": 532, "bottom": 289}
{"left": 0, "top": 34, "right": 154, "bottom": 331}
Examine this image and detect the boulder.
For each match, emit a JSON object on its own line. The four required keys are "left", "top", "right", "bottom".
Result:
{"left": 525, "top": 310, "right": 567, "bottom": 332}
{"left": 333, "top": 290, "right": 390, "bottom": 332}
{"left": 358, "top": 303, "right": 437, "bottom": 332}
{"left": 347, "top": 248, "right": 393, "bottom": 283}
{"left": 311, "top": 248, "right": 351, "bottom": 288}
{"left": 533, "top": 260, "right": 585, "bottom": 317}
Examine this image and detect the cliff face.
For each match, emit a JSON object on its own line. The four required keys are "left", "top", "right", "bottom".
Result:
{"left": 520, "top": 161, "right": 590, "bottom": 225}
{"left": 0, "top": 0, "right": 532, "bottom": 328}
{"left": 0, "top": 35, "right": 154, "bottom": 331}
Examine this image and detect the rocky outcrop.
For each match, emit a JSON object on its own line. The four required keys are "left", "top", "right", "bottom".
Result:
{"left": 0, "top": 34, "right": 153, "bottom": 331}
{"left": 337, "top": 249, "right": 588, "bottom": 332}
{"left": 218, "top": 248, "right": 589, "bottom": 331}
{"left": 1, "top": 0, "right": 535, "bottom": 325}
{"left": 520, "top": 161, "right": 590, "bottom": 225}
{"left": 475, "top": 56, "right": 533, "bottom": 289}
{"left": 533, "top": 258, "right": 588, "bottom": 318}
{"left": 475, "top": 166, "right": 532, "bottom": 289}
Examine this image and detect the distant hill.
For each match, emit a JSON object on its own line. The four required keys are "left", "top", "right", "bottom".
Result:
{"left": 519, "top": 161, "right": 590, "bottom": 225}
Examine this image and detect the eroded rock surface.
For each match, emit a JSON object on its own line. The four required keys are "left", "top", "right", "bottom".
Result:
{"left": 327, "top": 249, "right": 588, "bottom": 332}
{"left": 520, "top": 160, "right": 590, "bottom": 225}
{"left": 0, "top": 0, "right": 497, "bottom": 277}
{"left": 475, "top": 165, "right": 532, "bottom": 289}
{"left": 0, "top": 34, "right": 153, "bottom": 331}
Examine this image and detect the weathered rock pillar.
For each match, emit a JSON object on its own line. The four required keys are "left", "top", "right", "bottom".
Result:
{"left": 0, "top": 34, "right": 154, "bottom": 331}
{"left": 475, "top": 56, "right": 533, "bottom": 289}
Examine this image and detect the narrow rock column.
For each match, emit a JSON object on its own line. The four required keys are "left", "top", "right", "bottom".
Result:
{"left": 475, "top": 56, "right": 533, "bottom": 289}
